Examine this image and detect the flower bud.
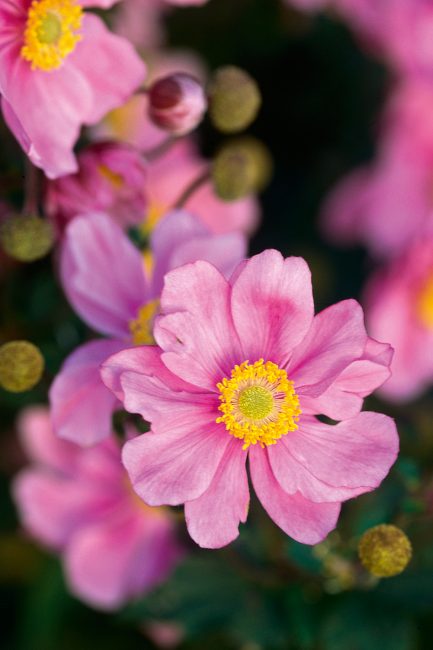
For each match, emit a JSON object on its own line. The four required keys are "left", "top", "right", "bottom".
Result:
{"left": 0, "top": 214, "right": 54, "bottom": 262}
{"left": 212, "top": 137, "right": 273, "bottom": 201}
{"left": 148, "top": 73, "right": 207, "bottom": 136}
{"left": 208, "top": 66, "right": 262, "bottom": 134}
{"left": 358, "top": 524, "right": 412, "bottom": 578}
{"left": 0, "top": 341, "right": 44, "bottom": 392}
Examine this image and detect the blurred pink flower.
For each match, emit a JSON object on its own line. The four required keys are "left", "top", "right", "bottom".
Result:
{"left": 322, "top": 81, "right": 433, "bottom": 258}
{"left": 13, "top": 406, "right": 182, "bottom": 610}
{"left": 364, "top": 238, "right": 433, "bottom": 402}
{"left": 148, "top": 73, "right": 207, "bottom": 136}
{"left": 50, "top": 210, "right": 246, "bottom": 445}
{"left": 45, "top": 141, "right": 148, "bottom": 233}
{"left": 0, "top": 0, "right": 146, "bottom": 178}
{"left": 102, "top": 250, "right": 398, "bottom": 549}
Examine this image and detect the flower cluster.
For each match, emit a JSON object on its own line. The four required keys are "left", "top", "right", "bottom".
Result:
{"left": 1, "top": 0, "right": 406, "bottom": 620}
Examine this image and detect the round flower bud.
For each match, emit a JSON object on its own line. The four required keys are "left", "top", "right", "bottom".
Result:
{"left": 0, "top": 341, "right": 44, "bottom": 393}
{"left": 148, "top": 73, "right": 207, "bottom": 136}
{"left": 212, "top": 137, "right": 273, "bottom": 201}
{"left": 0, "top": 215, "right": 54, "bottom": 262}
{"left": 358, "top": 524, "right": 412, "bottom": 578}
{"left": 208, "top": 66, "right": 262, "bottom": 134}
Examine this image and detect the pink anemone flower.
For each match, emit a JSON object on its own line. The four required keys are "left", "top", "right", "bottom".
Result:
{"left": 45, "top": 141, "right": 148, "bottom": 234}
{"left": 0, "top": 0, "right": 146, "bottom": 178}
{"left": 50, "top": 210, "right": 246, "bottom": 445}
{"left": 13, "top": 406, "right": 182, "bottom": 610}
{"left": 102, "top": 250, "right": 398, "bottom": 549}
{"left": 322, "top": 82, "right": 433, "bottom": 258}
{"left": 364, "top": 238, "right": 433, "bottom": 402}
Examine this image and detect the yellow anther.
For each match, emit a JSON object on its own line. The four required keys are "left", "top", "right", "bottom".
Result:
{"left": 216, "top": 359, "right": 301, "bottom": 450}
{"left": 129, "top": 300, "right": 160, "bottom": 345}
{"left": 21, "top": 0, "right": 83, "bottom": 72}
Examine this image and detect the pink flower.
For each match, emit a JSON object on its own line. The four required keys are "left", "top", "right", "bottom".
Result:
{"left": 13, "top": 406, "right": 182, "bottom": 610}
{"left": 45, "top": 141, "right": 148, "bottom": 233}
{"left": 102, "top": 250, "right": 398, "bottom": 548}
{"left": 0, "top": 0, "right": 146, "bottom": 178}
{"left": 364, "top": 238, "right": 433, "bottom": 401}
{"left": 322, "top": 81, "right": 433, "bottom": 258}
{"left": 50, "top": 210, "right": 246, "bottom": 445}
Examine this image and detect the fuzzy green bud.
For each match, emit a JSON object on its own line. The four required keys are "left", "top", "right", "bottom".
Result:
{"left": 358, "top": 524, "right": 412, "bottom": 578}
{"left": 208, "top": 66, "right": 262, "bottom": 134}
{"left": 0, "top": 215, "right": 54, "bottom": 262}
{"left": 0, "top": 341, "right": 44, "bottom": 392}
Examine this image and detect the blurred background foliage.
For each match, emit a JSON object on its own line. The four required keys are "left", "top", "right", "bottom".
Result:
{"left": 1, "top": 0, "right": 433, "bottom": 648}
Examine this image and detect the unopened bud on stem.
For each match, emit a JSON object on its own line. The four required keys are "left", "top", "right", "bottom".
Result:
{"left": 148, "top": 73, "right": 207, "bottom": 136}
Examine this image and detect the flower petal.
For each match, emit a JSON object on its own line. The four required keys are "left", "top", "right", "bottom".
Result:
{"left": 269, "top": 413, "right": 398, "bottom": 503}
{"left": 101, "top": 345, "right": 211, "bottom": 425}
{"left": 249, "top": 446, "right": 340, "bottom": 544}
{"left": 122, "top": 412, "right": 230, "bottom": 506}
{"left": 230, "top": 250, "right": 314, "bottom": 364}
{"left": 50, "top": 339, "right": 126, "bottom": 446}
{"left": 185, "top": 439, "right": 249, "bottom": 548}
{"left": 155, "top": 261, "right": 242, "bottom": 390}
{"left": 289, "top": 299, "right": 367, "bottom": 398}
{"left": 61, "top": 213, "right": 148, "bottom": 338}
{"left": 65, "top": 512, "right": 178, "bottom": 610}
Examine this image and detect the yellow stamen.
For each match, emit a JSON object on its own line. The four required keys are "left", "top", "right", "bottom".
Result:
{"left": 98, "top": 165, "right": 124, "bottom": 190}
{"left": 129, "top": 299, "right": 160, "bottom": 345}
{"left": 216, "top": 359, "right": 301, "bottom": 450}
{"left": 417, "top": 275, "right": 433, "bottom": 328}
{"left": 21, "top": 0, "right": 83, "bottom": 72}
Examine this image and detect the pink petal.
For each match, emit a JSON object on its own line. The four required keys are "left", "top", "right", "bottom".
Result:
{"left": 155, "top": 261, "right": 242, "bottom": 390}
{"left": 122, "top": 412, "right": 230, "bottom": 506}
{"left": 12, "top": 470, "right": 117, "bottom": 549}
{"left": 150, "top": 210, "right": 247, "bottom": 296}
{"left": 61, "top": 213, "right": 148, "bottom": 338}
{"left": 249, "top": 446, "right": 341, "bottom": 544}
{"left": 185, "top": 439, "right": 249, "bottom": 548}
{"left": 289, "top": 299, "right": 367, "bottom": 398}
{"left": 17, "top": 406, "right": 81, "bottom": 473}
{"left": 69, "top": 14, "right": 146, "bottom": 126}
{"left": 65, "top": 512, "right": 178, "bottom": 610}
{"left": 50, "top": 339, "right": 126, "bottom": 446}
{"left": 230, "top": 250, "right": 314, "bottom": 364}
{"left": 101, "top": 345, "right": 210, "bottom": 424}
{"left": 269, "top": 413, "right": 398, "bottom": 503}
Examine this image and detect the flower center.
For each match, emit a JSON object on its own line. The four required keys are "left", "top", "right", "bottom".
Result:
{"left": 416, "top": 274, "right": 433, "bottom": 328}
{"left": 21, "top": 0, "right": 83, "bottom": 72}
{"left": 98, "top": 165, "right": 124, "bottom": 190}
{"left": 216, "top": 359, "right": 301, "bottom": 450}
{"left": 129, "top": 299, "right": 159, "bottom": 345}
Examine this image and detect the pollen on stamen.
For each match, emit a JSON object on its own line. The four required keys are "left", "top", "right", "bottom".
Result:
{"left": 21, "top": 0, "right": 83, "bottom": 72}
{"left": 129, "top": 300, "right": 160, "bottom": 345}
{"left": 216, "top": 359, "right": 301, "bottom": 450}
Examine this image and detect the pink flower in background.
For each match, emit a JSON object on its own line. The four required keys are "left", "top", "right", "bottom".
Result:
{"left": 364, "top": 238, "right": 433, "bottom": 402}
{"left": 13, "top": 406, "right": 182, "bottom": 610}
{"left": 146, "top": 140, "right": 261, "bottom": 236}
{"left": 50, "top": 210, "right": 246, "bottom": 445}
{"left": 0, "top": 0, "right": 146, "bottom": 178}
{"left": 322, "top": 81, "right": 433, "bottom": 258}
{"left": 102, "top": 250, "right": 398, "bottom": 549}
{"left": 45, "top": 141, "right": 148, "bottom": 233}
